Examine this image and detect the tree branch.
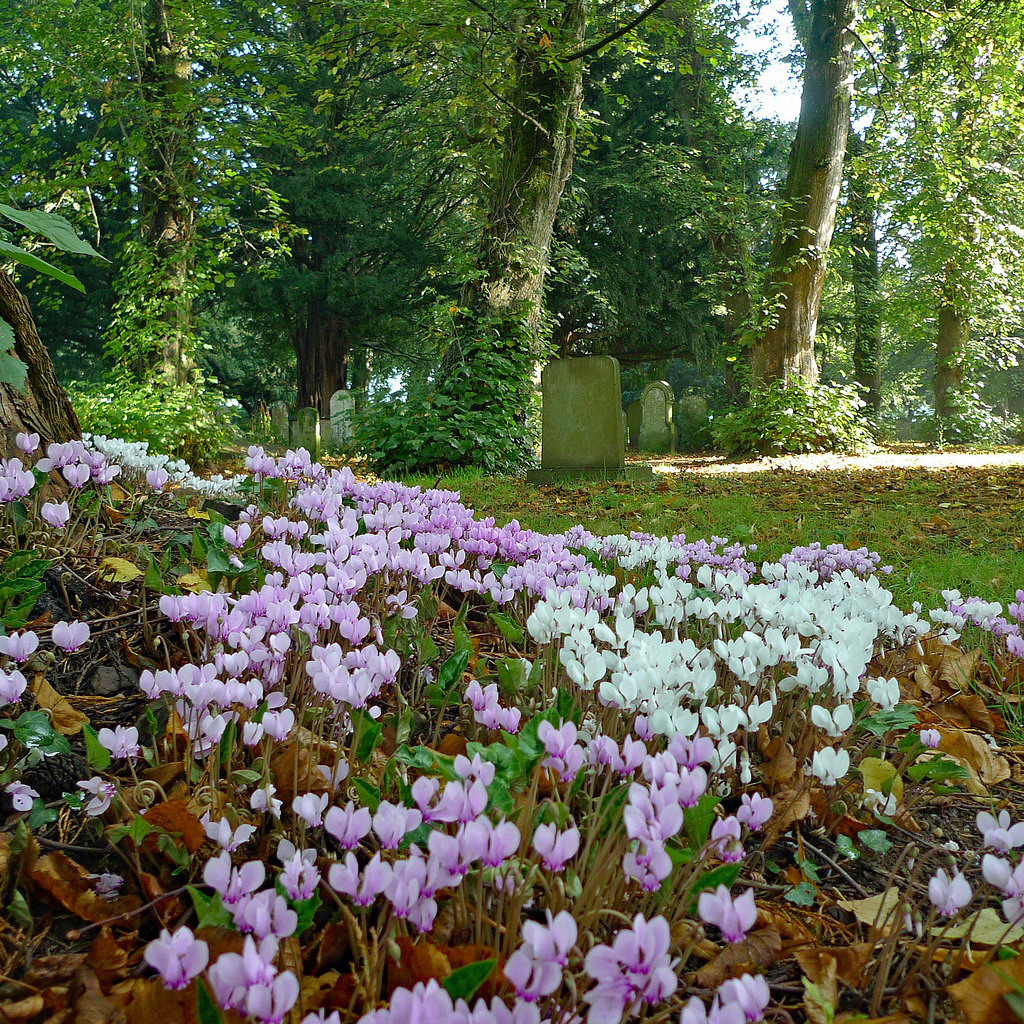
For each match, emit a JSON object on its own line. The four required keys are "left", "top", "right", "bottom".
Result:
{"left": 564, "top": 0, "right": 673, "bottom": 63}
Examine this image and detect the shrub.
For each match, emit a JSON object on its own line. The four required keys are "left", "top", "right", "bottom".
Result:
{"left": 68, "top": 371, "right": 239, "bottom": 467}
{"left": 712, "top": 376, "right": 875, "bottom": 455}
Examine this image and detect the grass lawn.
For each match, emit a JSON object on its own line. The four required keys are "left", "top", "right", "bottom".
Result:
{"left": 404, "top": 446, "right": 1024, "bottom": 612}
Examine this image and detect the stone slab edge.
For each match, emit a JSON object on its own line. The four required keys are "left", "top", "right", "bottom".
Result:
{"left": 526, "top": 466, "right": 656, "bottom": 484}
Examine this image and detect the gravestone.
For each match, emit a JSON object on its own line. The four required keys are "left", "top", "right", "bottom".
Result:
{"left": 270, "top": 401, "right": 290, "bottom": 443}
{"left": 526, "top": 356, "right": 653, "bottom": 483}
{"left": 293, "top": 407, "right": 320, "bottom": 456}
{"left": 329, "top": 389, "right": 356, "bottom": 448}
{"left": 626, "top": 401, "right": 642, "bottom": 448}
{"left": 638, "top": 381, "right": 675, "bottom": 453}
{"left": 675, "top": 395, "right": 709, "bottom": 449}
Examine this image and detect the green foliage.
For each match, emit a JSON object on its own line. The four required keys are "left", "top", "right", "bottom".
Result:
{"left": 0, "top": 551, "right": 49, "bottom": 631}
{"left": 354, "top": 308, "right": 537, "bottom": 475}
{"left": 930, "top": 390, "right": 1019, "bottom": 447}
{"left": 69, "top": 371, "right": 238, "bottom": 467}
{"left": 712, "top": 377, "right": 875, "bottom": 455}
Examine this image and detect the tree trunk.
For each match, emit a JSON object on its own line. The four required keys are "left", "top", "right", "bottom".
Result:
{"left": 848, "top": 132, "right": 882, "bottom": 417}
{"left": 933, "top": 270, "right": 968, "bottom": 422}
{"left": 750, "top": 0, "right": 857, "bottom": 386}
{"left": 0, "top": 271, "right": 80, "bottom": 459}
{"left": 135, "top": 0, "right": 197, "bottom": 384}
{"left": 672, "top": 14, "right": 752, "bottom": 397}
{"left": 471, "top": 0, "right": 589, "bottom": 350}
{"left": 292, "top": 300, "right": 348, "bottom": 417}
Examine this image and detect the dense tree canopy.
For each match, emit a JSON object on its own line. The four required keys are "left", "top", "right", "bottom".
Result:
{"left": 2, "top": 0, "right": 1023, "bottom": 464}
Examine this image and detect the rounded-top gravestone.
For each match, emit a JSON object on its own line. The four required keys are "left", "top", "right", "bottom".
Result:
{"left": 638, "top": 380, "right": 675, "bottom": 453}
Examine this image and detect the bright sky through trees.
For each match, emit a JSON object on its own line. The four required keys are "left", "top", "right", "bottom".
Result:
{"left": 736, "top": 0, "right": 802, "bottom": 122}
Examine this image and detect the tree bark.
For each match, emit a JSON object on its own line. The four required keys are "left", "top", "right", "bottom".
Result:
{"left": 292, "top": 298, "right": 349, "bottom": 417}
{"left": 471, "top": 0, "right": 589, "bottom": 350}
{"left": 135, "top": 0, "right": 197, "bottom": 384}
{"left": 750, "top": 0, "right": 857, "bottom": 386}
{"left": 0, "top": 271, "right": 80, "bottom": 458}
{"left": 672, "top": 13, "right": 752, "bottom": 396}
{"left": 933, "top": 269, "right": 968, "bottom": 422}
{"left": 847, "top": 132, "right": 882, "bottom": 417}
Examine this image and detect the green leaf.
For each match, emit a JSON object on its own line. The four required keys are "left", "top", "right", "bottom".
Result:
{"left": 82, "top": 724, "right": 112, "bottom": 771}
{"left": 835, "top": 834, "right": 858, "bottom": 859}
{"left": 7, "top": 889, "right": 32, "bottom": 931}
{"left": 907, "top": 756, "right": 969, "bottom": 783}
{"left": 860, "top": 705, "right": 919, "bottom": 737}
{"left": 859, "top": 829, "right": 892, "bottom": 854}
{"left": 683, "top": 794, "right": 721, "bottom": 849}
{"left": 14, "top": 710, "right": 57, "bottom": 749}
{"left": 0, "top": 239, "right": 85, "bottom": 292}
{"left": 0, "top": 349, "right": 26, "bottom": 393}
{"left": 289, "top": 892, "right": 322, "bottom": 934}
{"left": 27, "top": 798, "right": 58, "bottom": 829}
{"left": 0, "top": 204, "right": 104, "bottom": 257}
{"left": 188, "top": 886, "right": 234, "bottom": 930}
{"left": 441, "top": 959, "right": 496, "bottom": 1002}
{"left": 489, "top": 611, "right": 524, "bottom": 644}
{"left": 689, "top": 861, "right": 742, "bottom": 903}
{"left": 196, "top": 978, "right": 225, "bottom": 1024}
{"left": 352, "top": 778, "right": 380, "bottom": 812}
{"left": 437, "top": 649, "right": 470, "bottom": 693}
{"left": 784, "top": 881, "right": 818, "bottom": 906}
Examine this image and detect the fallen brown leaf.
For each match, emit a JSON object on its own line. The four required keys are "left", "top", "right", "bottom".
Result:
{"left": 30, "top": 852, "right": 141, "bottom": 924}
{"left": 948, "top": 954, "right": 1024, "bottom": 1024}
{"left": 86, "top": 926, "right": 135, "bottom": 988}
{"left": 31, "top": 674, "right": 88, "bottom": 735}
{"left": 140, "top": 799, "right": 205, "bottom": 854}
{"left": 795, "top": 942, "right": 873, "bottom": 988}
{"left": 70, "top": 965, "right": 117, "bottom": 1024}
{"left": 385, "top": 936, "right": 451, "bottom": 997}
{"left": 938, "top": 730, "right": 1010, "bottom": 795}
{"left": 695, "top": 927, "right": 782, "bottom": 988}
{"left": 801, "top": 952, "right": 838, "bottom": 1024}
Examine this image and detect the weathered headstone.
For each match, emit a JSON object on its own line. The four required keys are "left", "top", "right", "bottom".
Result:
{"left": 293, "top": 406, "right": 320, "bottom": 456}
{"left": 638, "top": 381, "right": 675, "bottom": 453}
{"left": 675, "top": 395, "right": 709, "bottom": 450}
{"left": 270, "top": 401, "right": 290, "bottom": 443}
{"left": 329, "top": 389, "right": 356, "bottom": 448}
{"left": 526, "top": 356, "right": 653, "bottom": 483}
{"left": 626, "top": 401, "right": 642, "bottom": 448}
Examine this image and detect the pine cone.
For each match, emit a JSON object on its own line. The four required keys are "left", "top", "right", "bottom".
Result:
{"left": 23, "top": 750, "right": 89, "bottom": 800}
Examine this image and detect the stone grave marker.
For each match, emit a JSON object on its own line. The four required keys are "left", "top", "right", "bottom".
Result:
{"left": 330, "top": 389, "right": 356, "bottom": 448}
{"left": 526, "top": 356, "right": 652, "bottom": 483}
{"left": 675, "top": 395, "right": 709, "bottom": 449}
{"left": 638, "top": 380, "right": 675, "bottom": 453}
{"left": 626, "top": 400, "right": 642, "bottom": 448}
{"left": 293, "top": 406, "right": 320, "bottom": 456}
{"left": 270, "top": 401, "right": 290, "bottom": 443}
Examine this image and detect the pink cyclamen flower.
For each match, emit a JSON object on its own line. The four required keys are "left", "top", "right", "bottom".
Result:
{"left": 977, "top": 810, "right": 1024, "bottom": 853}
{"left": 698, "top": 886, "right": 758, "bottom": 944}
{"left": 62, "top": 462, "right": 90, "bottom": 488}
{"left": 583, "top": 913, "right": 678, "bottom": 1024}
{"left": 711, "top": 817, "right": 744, "bottom": 863}
{"left": 680, "top": 995, "right": 745, "bottom": 1024}
{"left": 146, "top": 467, "right": 169, "bottom": 490}
{"left": 6, "top": 782, "right": 39, "bottom": 812}
{"left": 291, "top": 791, "right": 329, "bottom": 829}
{"left": 77, "top": 776, "right": 116, "bottom": 816}
{"left": 15, "top": 433, "right": 39, "bottom": 454}
{"left": 736, "top": 793, "right": 773, "bottom": 833}
{"left": 522, "top": 910, "right": 577, "bottom": 967}
{"left": 928, "top": 868, "right": 972, "bottom": 917}
{"left": 0, "top": 667, "right": 27, "bottom": 704}
{"left": 97, "top": 725, "right": 140, "bottom": 760}
{"left": 503, "top": 945, "right": 561, "bottom": 1003}
{"left": 52, "top": 619, "right": 90, "bottom": 652}
{"left": 718, "top": 973, "right": 771, "bottom": 1022}
{"left": 143, "top": 926, "right": 209, "bottom": 990}
{"left": 0, "top": 630, "right": 38, "bottom": 662}
{"left": 919, "top": 729, "right": 941, "bottom": 749}
{"left": 531, "top": 822, "right": 579, "bottom": 872}
{"left": 324, "top": 801, "right": 372, "bottom": 849}
{"left": 41, "top": 501, "right": 70, "bottom": 529}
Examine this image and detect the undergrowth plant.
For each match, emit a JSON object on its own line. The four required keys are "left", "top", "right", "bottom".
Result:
{"left": 713, "top": 377, "right": 875, "bottom": 455}
{"left": 0, "top": 434, "right": 1022, "bottom": 1024}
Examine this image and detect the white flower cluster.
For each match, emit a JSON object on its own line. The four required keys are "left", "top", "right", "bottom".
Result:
{"left": 83, "top": 434, "right": 248, "bottom": 498}
{"left": 526, "top": 545, "right": 931, "bottom": 782}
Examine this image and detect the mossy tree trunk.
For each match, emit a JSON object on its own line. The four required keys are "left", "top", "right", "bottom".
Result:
{"left": 933, "top": 268, "right": 968, "bottom": 423}
{"left": 132, "top": 0, "right": 197, "bottom": 385}
{"left": 750, "top": 0, "right": 857, "bottom": 387}
{"left": 0, "top": 271, "right": 80, "bottom": 459}
{"left": 848, "top": 131, "right": 882, "bottom": 417}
